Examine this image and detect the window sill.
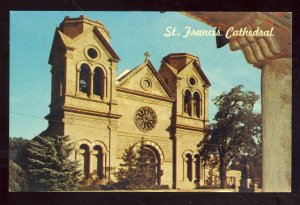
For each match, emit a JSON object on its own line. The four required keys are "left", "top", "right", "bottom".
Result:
{"left": 73, "top": 92, "right": 107, "bottom": 103}
{"left": 182, "top": 113, "right": 203, "bottom": 120}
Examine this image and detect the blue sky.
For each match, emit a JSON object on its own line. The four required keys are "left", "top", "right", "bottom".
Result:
{"left": 9, "top": 11, "right": 261, "bottom": 139}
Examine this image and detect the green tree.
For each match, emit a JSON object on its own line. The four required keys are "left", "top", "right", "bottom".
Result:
{"left": 199, "top": 85, "right": 260, "bottom": 189}
{"left": 114, "top": 138, "right": 158, "bottom": 190}
{"left": 231, "top": 113, "right": 262, "bottom": 191}
{"left": 9, "top": 137, "right": 30, "bottom": 167}
{"left": 203, "top": 153, "right": 219, "bottom": 188}
{"left": 115, "top": 145, "right": 137, "bottom": 189}
{"left": 9, "top": 137, "right": 29, "bottom": 151}
{"left": 248, "top": 114, "right": 262, "bottom": 188}
{"left": 26, "top": 135, "right": 81, "bottom": 191}
{"left": 249, "top": 147, "right": 262, "bottom": 188}
{"left": 9, "top": 160, "right": 28, "bottom": 191}
{"left": 135, "top": 138, "right": 157, "bottom": 189}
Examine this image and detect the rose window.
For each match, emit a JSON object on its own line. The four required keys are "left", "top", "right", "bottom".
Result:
{"left": 134, "top": 106, "right": 157, "bottom": 131}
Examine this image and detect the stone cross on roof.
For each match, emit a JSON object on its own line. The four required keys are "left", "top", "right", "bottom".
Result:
{"left": 144, "top": 51, "right": 150, "bottom": 62}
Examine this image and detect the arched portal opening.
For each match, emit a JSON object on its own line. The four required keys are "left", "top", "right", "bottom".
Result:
{"left": 194, "top": 154, "right": 201, "bottom": 183}
{"left": 79, "top": 63, "right": 91, "bottom": 95}
{"left": 93, "top": 145, "right": 104, "bottom": 179}
{"left": 143, "top": 145, "right": 162, "bottom": 185}
{"left": 79, "top": 144, "right": 90, "bottom": 178}
{"left": 193, "top": 92, "right": 201, "bottom": 117}
{"left": 186, "top": 153, "right": 193, "bottom": 182}
{"left": 184, "top": 90, "right": 192, "bottom": 116}
{"left": 93, "top": 67, "right": 104, "bottom": 98}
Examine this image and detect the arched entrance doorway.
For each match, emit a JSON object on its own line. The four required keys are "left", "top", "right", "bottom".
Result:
{"left": 143, "top": 145, "right": 162, "bottom": 185}
{"left": 134, "top": 141, "right": 164, "bottom": 186}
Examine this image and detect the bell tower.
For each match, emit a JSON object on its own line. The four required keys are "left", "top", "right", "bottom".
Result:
{"left": 158, "top": 53, "right": 210, "bottom": 188}
{"left": 43, "top": 16, "right": 122, "bottom": 180}
{"left": 159, "top": 53, "right": 210, "bottom": 123}
{"left": 45, "top": 15, "right": 120, "bottom": 136}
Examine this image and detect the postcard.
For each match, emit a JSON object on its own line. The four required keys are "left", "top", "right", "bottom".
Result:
{"left": 9, "top": 11, "right": 292, "bottom": 192}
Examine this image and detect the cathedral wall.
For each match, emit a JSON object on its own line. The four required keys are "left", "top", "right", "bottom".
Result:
{"left": 65, "top": 56, "right": 76, "bottom": 95}
{"left": 64, "top": 95, "right": 110, "bottom": 114}
{"left": 176, "top": 116, "right": 205, "bottom": 129}
{"left": 175, "top": 128, "right": 205, "bottom": 189}
{"left": 63, "top": 111, "right": 110, "bottom": 146}
{"left": 116, "top": 91, "right": 174, "bottom": 186}
{"left": 63, "top": 111, "right": 110, "bottom": 174}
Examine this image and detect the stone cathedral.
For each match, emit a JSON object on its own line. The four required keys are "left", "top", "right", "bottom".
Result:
{"left": 43, "top": 15, "right": 211, "bottom": 189}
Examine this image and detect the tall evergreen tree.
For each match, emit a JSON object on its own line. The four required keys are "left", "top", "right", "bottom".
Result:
{"left": 115, "top": 146, "right": 137, "bottom": 189}
{"left": 26, "top": 135, "right": 81, "bottom": 191}
{"left": 135, "top": 138, "right": 157, "bottom": 189}
{"left": 114, "top": 138, "right": 158, "bottom": 190}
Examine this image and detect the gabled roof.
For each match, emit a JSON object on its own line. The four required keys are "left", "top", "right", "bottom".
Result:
{"left": 178, "top": 60, "right": 211, "bottom": 87}
{"left": 187, "top": 60, "right": 211, "bottom": 87}
{"left": 93, "top": 27, "right": 120, "bottom": 62}
{"left": 160, "top": 53, "right": 211, "bottom": 87}
{"left": 160, "top": 60, "right": 178, "bottom": 75}
{"left": 117, "top": 60, "right": 175, "bottom": 100}
{"left": 116, "top": 67, "right": 136, "bottom": 82}
{"left": 48, "top": 28, "right": 71, "bottom": 65}
{"left": 48, "top": 26, "right": 120, "bottom": 65}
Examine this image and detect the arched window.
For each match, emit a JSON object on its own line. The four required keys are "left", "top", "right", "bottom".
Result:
{"left": 80, "top": 144, "right": 90, "bottom": 178}
{"left": 186, "top": 153, "right": 193, "bottom": 182}
{"left": 184, "top": 90, "right": 192, "bottom": 116}
{"left": 79, "top": 63, "right": 90, "bottom": 95}
{"left": 193, "top": 92, "right": 201, "bottom": 117}
{"left": 93, "top": 67, "right": 104, "bottom": 98}
{"left": 93, "top": 145, "right": 104, "bottom": 179}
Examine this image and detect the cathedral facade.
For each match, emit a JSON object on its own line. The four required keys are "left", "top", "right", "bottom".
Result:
{"left": 44, "top": 15, "right": 211, "bottom": 189}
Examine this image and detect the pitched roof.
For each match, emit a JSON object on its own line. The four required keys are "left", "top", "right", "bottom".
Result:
{"left": 93, "top": 27, "right": 120, "bottom": 62}
{"left": 117, "top": 60, "right": 174, "bottom": 100}
{"left": 190, "top": 60, "right": 211, "bottom": 87}
{"left": 160, "top": 53, "right": 210, "bottom": 86}
{"left": 48, "top": 26, "right": 120, "bottom": 65}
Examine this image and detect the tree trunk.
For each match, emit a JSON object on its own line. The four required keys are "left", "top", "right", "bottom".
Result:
{"left": 240, "top": 158, "right": 250, "bottom": 191}
{"left": 219, "top": 156, "right": 227, "bottom": 189}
